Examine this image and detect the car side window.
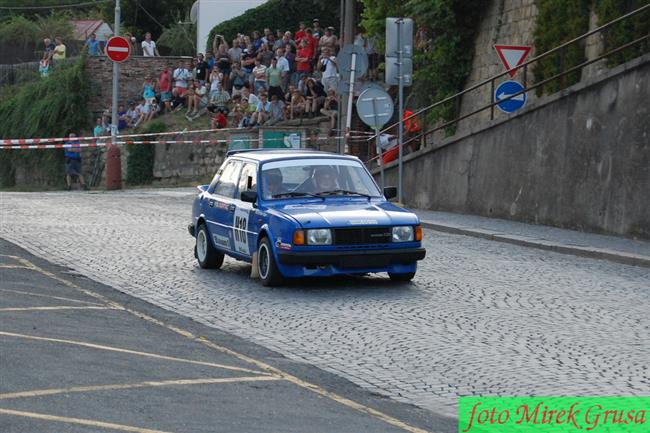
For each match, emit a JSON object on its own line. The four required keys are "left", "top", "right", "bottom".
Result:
{"left": 214, "top": 160, "right": 242, "bottom": 198}
{"left": 237, "top": 163, "right": 257, "bottom": 197}
{"left": 208, "top": 160, "right": 228, "bottom": 193}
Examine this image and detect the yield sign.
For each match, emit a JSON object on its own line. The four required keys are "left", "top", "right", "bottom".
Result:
{"left": 494, "top": 45, "right": 531, "bottom": 77}
{"left": 106, "top": 36, "right": 131, "bottom": 63}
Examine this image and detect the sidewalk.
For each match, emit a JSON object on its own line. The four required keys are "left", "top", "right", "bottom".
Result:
{"left": 415, "top": 209, "right": 650, "bottom": 268}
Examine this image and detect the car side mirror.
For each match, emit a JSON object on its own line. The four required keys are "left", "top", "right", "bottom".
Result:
{"left": 197, "top": 184, "right": 209, "bottom": 193}
{"left": 241, "top": 190, "right": 258, "bottom": 205}
{"left": 384, "top": 186, "right": 397, "bottom": 200}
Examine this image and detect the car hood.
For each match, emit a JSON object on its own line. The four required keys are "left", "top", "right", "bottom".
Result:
{"left": 268, "top": 199, "right": 419, "bottom": 228}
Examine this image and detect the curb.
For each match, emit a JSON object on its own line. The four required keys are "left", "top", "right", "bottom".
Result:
{"left": 420, "top": 220, "right": 650, "bottom": 269}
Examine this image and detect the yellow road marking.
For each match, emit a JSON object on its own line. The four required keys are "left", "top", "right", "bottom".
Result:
{"left": 0, "top": 331, "right": 264, "bottom": 375}
{"left": 0, "top": 375, "right": 279, "bottom": 400}
{"left": 0, "top": 408, "right": 176, "bottom": 433}
{"left": 0, "top": 288, "right": 105, "bottom": 306}
{"left": 0, "top": 306, "right": 115, "bottom": 312}
{"left": 14, "top": 256, "right": 431, "bottom": 433}
{"left": 0, "top": 265, "right": 31, "bottom": 269}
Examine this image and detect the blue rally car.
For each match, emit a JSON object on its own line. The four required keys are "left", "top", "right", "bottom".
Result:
{"left": 188, "top": 149, "right": 426, "bottom": 286}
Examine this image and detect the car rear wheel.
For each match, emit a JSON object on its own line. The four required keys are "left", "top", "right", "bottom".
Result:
{"left": 388, "top": 271, "right": 416, "bottom": 282}
{"left": 257, "top": 237, "right": 283, "bottom": 286}
{"left": 196, "top": 224, "right": 224, "bottom": 269}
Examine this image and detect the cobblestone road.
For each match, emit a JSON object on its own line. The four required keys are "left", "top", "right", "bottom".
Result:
{"left": 1, "top": 188, "right": 649, "bottom": 417}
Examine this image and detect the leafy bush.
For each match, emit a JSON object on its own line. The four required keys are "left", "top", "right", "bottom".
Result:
{"left": 533, "top": 0, "right": 591, "bottom": 95}
{"left": 207, "top": 0, "right": 337, "bottom": 51}
{"left": 596, "top": 0, "right": 650, "bottom": 67}
{"left": 126, "top": 120, "right": 165, "bottom": 186}
{"left": 0, "top": 56, "right": 91, "bottom": 188}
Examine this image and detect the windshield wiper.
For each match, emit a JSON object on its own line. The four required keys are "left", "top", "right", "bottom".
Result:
{"left": 316, "top": 189, "right": 372, "bottom": 198}
{"left": 273, "top": 191, "right": 323, "bottom": 199}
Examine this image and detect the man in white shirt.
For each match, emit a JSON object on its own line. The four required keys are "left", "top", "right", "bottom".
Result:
{"left": 141, "top": 32, "right": 159, "bottom": 57}
{"left": 275, "top": 48, "right": 290, "bottom": 92}
{"left": 173, "top": 60, "right": 191, "bottom": 95}
{"left": 319, "top": 47, "right": 338, "bottom": 92}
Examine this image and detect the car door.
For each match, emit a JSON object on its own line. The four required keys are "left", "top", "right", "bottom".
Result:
{"left": 206, "top": 159, "right": 242, "bottom": 253}
{"left": 232, "top": 162, "right": 258, "bottom": 258}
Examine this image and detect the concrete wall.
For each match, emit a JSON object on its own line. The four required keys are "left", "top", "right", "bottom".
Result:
{"left": 376, "top": 54, "right": 650, "bottom": 239}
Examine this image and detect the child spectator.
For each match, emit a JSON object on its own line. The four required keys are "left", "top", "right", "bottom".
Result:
{"left": 141, "top": 32, "right": 159, "bottom": 56}
{"left": 249, "top": 93, "right": 271, "bottom": 127}
{"left": 142, "top": 75, "right": 156, "bottom": 103}
{"left": 39, "top": 59, "right": 50, "bottom": 78}
{"left": 42, "top": 38, "right": 55, "bottom": 62}
{"left": 320, "top": 89, "right": 338, "bottom": 133}
{"left": 211, "top": 108, "right": 228, "bottom": 129}
{"left": 93, "top": 118, "right": 104, "bottom": 138}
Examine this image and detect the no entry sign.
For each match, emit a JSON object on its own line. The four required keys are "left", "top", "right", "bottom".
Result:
{"left": 106, "top": 36, "right": 131, "bottom": 63}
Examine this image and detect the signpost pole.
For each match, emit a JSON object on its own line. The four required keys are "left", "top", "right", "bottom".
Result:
{"left": 344, "top": 52, "right": 357, "bottom": 154}
{"left": 111, "top": 0, "right": 120, "bottom": 147}
{"left": 375, "top": 127, "right": 384, "bottom": 189}
{"left": 397, "top": 19, "right": 404, "bottom": 203}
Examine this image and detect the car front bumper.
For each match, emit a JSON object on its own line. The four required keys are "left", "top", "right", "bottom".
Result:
{"left": 278, "top": 248, "right": 426, "bottom": 268}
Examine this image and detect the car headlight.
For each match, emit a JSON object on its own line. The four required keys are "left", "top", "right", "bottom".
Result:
{"left": 392, "top": 226, "right": 414, "bottom": 242}
{"left": 306, "top": 229, "right": 332, "bottom": 245}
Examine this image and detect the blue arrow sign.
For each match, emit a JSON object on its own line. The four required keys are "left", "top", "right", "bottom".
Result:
{"left": 494, "top": 80, "right": 527, "bottom": 113}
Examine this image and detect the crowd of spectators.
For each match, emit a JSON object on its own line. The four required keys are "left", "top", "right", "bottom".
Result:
{"left": 107, "top": 19, "right": 385, "bottom": 132}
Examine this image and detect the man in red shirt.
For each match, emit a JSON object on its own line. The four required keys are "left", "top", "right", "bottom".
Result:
{"left": 295, "top": 38, "right": 313, "bottom": 79}
{"left": 158, "top": 66, "right": 173, "bottom": 113}
{"left": 295, "top": 22, "right": 306, "bottom": 44}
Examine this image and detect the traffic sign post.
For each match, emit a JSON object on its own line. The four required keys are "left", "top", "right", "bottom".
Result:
{"left": 337, "top": 44, "right": 368, "bottom": 155}
{"left": 494, "top": 45, "right": 531, "bottom": 78}
{"left": 356, "top": 87, "right": 394, "bottom": 190}
{"left": 106, "top": 36, "right": 131, "bottom": 63}
{"left": 494, "top": 80, "right": 528, "bottom": 113}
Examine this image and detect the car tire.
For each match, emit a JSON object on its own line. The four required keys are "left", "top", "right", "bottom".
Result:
{"left": 388, "top": 271, "right": 416, "bottom": 282}
{"left": 257, "top": 237, "right": 283, "bottom": 287}
{"left": 195, "top": 223, "right": 224, "bottom": 269}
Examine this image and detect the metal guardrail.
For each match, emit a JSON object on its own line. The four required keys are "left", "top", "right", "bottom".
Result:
{"left": 365, "top": 2, "right": 650, "bottom": 163}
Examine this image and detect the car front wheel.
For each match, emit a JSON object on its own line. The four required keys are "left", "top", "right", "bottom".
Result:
{"left": 196, "top": 224, "right": 224, "bottom": 269}
{"left": 257, "top": 237, "right": 283, "bottom": 286}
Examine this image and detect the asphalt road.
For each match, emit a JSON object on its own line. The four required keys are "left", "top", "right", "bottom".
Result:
{"left": 0, "top": 239, "right": 452, "bottom": 433}
{"left": 1, "top": 188, "right": 649, "bottom": 418}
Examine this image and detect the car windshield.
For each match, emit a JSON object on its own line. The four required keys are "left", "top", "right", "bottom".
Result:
{"left": 260, "top": 158, "right": 382, "bottom": 200}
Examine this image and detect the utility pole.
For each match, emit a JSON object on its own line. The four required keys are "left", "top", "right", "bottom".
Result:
{"left": 340, "top": 0, "right": 355, "bottom": 154}
{"left": 111, "top": 0, "right": 120, "bottom": 146}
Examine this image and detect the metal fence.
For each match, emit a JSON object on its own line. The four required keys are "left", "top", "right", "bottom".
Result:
{"left": 0, "top": 57, "right": 77, "bottom": 88}
{"left": 365, "top": 3, "right": 650, "bottom": 164}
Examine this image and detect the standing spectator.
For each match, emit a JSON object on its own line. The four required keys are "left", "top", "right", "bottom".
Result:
{"left": 93, "top": 118, "right": 104, "bottom": 138}
{"left": 275, "top": 48, "right": 290, "bottom": 91}
{"left": 295, "top": 22, "right": 307, "bottom": 43}
{"left": 252, "top": 58, "right": 267, "bottom": 95}
{"left": 173, "top": 60, "right": 191, "bottom": 95}
{"left": 305, "top": 29, "right": 318, "bottom": 61}
{"left": 312, "top": 19, "right": 324, "bottom": 39}
{"left": 229, "top": 62, "right": 246, "bottom": 97}
{"left": 319, "top": 27, "right": 338, "bottom": 54}
{"left": 304, "top": 78, "right": 326, "bottom": 118}
{"left": 158, "top": 66, "right": 173, "bottom": 113}
{"left": 284, "top": 45, "right": 296, "bottom": 86}
{"left": 228, "top": 38, "right": 243, "bottom": 62}
{"left": 259, "top": 43, "right": 274, "bottom": 67}
{"left": 52, "top": 36, "right": 66, "bottom": 64}
{"left": 142, "top": 74, "right": 156, "bottom": 103}
{"left": 241, "top": 46, "right": 256, "bottom": 77}
{"left": 272, "top": 32, "right": 285, "bottom": 51}
{"left": 205, "top": 50, "right": 216, "bottom": 71}
{"left": 38, "top": 59, "right": 50, "bottom": 78}
{"left": 318, "top": 47, "right": 338, "bottom": 92}
{"left": 42, "top": 38, "right": 55, "bottom": 62}
{"left": 320, "top": 89, "right": 338, "bottom": 133}
{"left": 124, "top": 32, "right": 136, "bottom": 54}
{"left": 64, "top": 133, "right": 88, "bottom": 190}
{"left": 85, "top": 33, "right": 102, "bottom": 56}
{"left": 252, "top": 31, "right": 263, "bottom": 50}
{"left": 265, "top": 94, "right": 285, "bottom": 126}
{"left": 295, "top": 39, "right": 313, "bottom": 81}
{"left": 208, "top": 67, "right": 223, "bottom": 98}
{"left": 215, "top": 44, "right": 232, "bottom": 89}
{"left": 195, "top": 53, "right": 209, "bottom": 85}
{"left": 266, "top": 57, "right": 284, "bottom": 101}
{"left": 141, "top": 32, "right": 159, "bottom": 57}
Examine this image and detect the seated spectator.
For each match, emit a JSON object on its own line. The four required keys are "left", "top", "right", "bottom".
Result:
{"left": 184, "top": 79, "right": 197, "bottom": 116}
{"left": 289, "top": 89, "right": 305, "bottom": 120}
{"left": 187, "top": 81, "right": 209, "bottom": 121}
{"left": 320, "top": 89, "right": 338, "bottom": 134}
{"left": 126, "top": 101, "right": 138, "bottom": 125}
{"left": 252, "top": 58, "right": 267, "bottom": 95}
{"left": 318, "top": 47, "right": 338, "bottom": 92}
{"left": 134, "top": 98, "right": 154, "bottom": 128}
{"left": 241, "top": 86, "right": 259, "bottom": 106}
{"left": 229, "top": 62, "right": 247, "bottom": 97}
{"left": 173, "top": 60, "right": 191, "bottom": 95}
{"left": 264, "top": 95, "right": 285, "bottom": 126}
{"left": 117, "top": 105, "right": 128, "bottom": 130}
{"left": 266, "top": 57, "right": 284, "bottom": 101}
{"left": 211, "top": 108, "right": 228, "bottom": 129}
{"left": 249, "top": 93, "right": 271, "bottom": 127}
{"left": 284, "top": 84, "right": 297, "bottom": 103}
{"left": 170, "top": 87, "right": 186, "bottom": 112}
{"left": 158, "top": 66, "right": 173, "bottom": 113}
{"left": 304, "top": 78, "right": 326, "bottom": 118}
{"left": 207, "top": 82, "right": 231, "bottom": 113}
{"left": 238, "top": 99, "right": 256, "bottom": 127}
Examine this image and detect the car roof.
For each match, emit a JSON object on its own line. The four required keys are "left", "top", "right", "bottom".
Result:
{"left": 227, "top": 149, "right": 361, "bottom": 163}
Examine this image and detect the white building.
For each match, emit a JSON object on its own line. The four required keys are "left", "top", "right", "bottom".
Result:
{"left": 193, "top": 0, "right": 266, "bottom": 54}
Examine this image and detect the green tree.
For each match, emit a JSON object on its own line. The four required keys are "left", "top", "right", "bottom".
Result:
{"left": 100, "top": 0, "right": 195, "bottom": 40}
{"left": 157, "top": 12, "right": 196, "bottom": 56}
{"left": 596, "top": 0, "right": 650, "bottom": 66}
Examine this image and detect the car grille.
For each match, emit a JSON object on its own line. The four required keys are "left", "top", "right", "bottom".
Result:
{"left": 333, "top": 227, "right": 392, "bottom": 245}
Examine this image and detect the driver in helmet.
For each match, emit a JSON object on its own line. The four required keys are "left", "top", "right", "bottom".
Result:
{"left": 312, "top": 166, "right": 339, "bottom": 193}
{"left": 263, "top": 168, "right": 284, "bottom": 199}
